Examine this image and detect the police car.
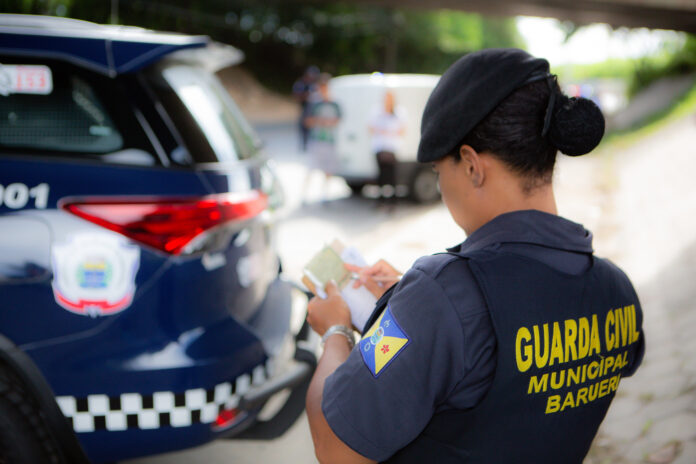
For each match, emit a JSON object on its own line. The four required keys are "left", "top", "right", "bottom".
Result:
{"left": 0, "top": 14, "right": 316, "bottom": 463}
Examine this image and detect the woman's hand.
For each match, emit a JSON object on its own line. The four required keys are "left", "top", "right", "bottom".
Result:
{"left": 307, "top": 281, "right": 352, "bottom": 336}
{"left": 345, "top": 259, "right": 402, "bottom": 298}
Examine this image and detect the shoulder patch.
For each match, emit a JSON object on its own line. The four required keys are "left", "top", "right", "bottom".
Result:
{"left": 359, "top": 305, "right": 410, "bottom": 377}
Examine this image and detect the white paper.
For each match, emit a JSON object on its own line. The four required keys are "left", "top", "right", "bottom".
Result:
{"left": 339, "top": 246, "right": 377, "bottom": 332}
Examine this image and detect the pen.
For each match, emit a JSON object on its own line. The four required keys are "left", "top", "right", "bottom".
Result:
{"left": 350, "top": 273, "right": 401, "bottom": 283}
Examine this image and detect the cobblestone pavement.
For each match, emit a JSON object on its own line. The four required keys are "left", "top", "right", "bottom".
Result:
{"left": 580, "top": 114, "right": 696, "bottom": 464}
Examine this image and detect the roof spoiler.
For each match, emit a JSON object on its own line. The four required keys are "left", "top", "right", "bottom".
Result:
{"left": 166, "top": 41, "right": 245, "bottom": 73}
{"left": 0, "top": 14, "right": 245, "bottom": 76}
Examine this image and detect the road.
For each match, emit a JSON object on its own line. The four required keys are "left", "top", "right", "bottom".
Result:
{"left": 127, "top": 114, "right": 696, "bottom": 464}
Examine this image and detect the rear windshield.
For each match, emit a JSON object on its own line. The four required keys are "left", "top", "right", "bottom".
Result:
{"left": 0, "top": 58, "right": 156, "bottom": 165}
{"left": 148, "top": 63, "right": 260, "bottom": 163}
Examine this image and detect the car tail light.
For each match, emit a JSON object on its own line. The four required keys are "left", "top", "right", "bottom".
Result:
{"left": 61, "top": 191, "right": 267, "bottom": 255}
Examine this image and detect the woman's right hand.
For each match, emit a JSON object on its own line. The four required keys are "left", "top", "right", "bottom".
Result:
{"left": 345, "top": 259, "right": 402, "bottom": 298}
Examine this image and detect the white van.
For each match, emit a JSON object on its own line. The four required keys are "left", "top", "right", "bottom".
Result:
{"left": 329, "top": 73, "right": 440, "bottom": 202}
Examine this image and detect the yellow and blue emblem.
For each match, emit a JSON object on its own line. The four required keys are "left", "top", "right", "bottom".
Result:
{"left": 360, "top": 305, "right": 409, "bottom": 377}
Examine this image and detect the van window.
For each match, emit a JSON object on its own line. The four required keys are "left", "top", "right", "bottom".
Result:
{"left": 0, "top": 59, "right": 157, "bottom": 165}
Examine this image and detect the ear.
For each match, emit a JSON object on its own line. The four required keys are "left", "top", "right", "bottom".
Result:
{"left": 458, "top": 144, "right": 485, "bottom": 187}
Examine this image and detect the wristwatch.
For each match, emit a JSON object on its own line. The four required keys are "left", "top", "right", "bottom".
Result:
{"left": 322, "top": 325, "right": 356, "bottom": 349}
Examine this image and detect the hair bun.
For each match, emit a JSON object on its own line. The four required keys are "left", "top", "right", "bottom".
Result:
{"left": 548, "top": 96, "right": 605, "bottom": 157}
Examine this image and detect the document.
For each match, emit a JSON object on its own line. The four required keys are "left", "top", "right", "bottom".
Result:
{"left": 302, "top": 240, "right": 376, "bottom": 332}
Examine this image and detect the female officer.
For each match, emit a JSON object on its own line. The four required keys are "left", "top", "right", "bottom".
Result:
{"left": 305, "top": 48, "right": 645, "bottom": 464}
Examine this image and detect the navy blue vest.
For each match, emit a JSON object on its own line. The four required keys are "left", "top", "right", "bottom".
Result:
{"left": 367, "top": 250, "right": 643, "bottom": 464}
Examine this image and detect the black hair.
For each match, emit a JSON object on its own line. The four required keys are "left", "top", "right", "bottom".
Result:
{"left": 454, "top": 78, "right": 605, "bottom": 191}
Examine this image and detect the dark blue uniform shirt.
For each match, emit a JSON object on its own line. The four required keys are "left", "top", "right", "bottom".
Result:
{"left": 322, "top": 210, "right": 596, "bottom": 461}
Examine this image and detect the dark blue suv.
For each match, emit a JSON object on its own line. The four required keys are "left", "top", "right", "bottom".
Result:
{"left": 0, "top": 14, "right": 316, "bottom": 463}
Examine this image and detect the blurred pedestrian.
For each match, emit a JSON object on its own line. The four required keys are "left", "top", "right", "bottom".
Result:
{"left": 369, "top": 90, "right": 406, "bottom": 209}
{"left": 301, "top": 73, "right": 342, "bottom": 205}
{"left": 293, "top": 66, "right": 320, "bottom": 152}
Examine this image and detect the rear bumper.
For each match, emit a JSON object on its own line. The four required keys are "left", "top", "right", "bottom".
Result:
{"left": 29, "top": 277, "right": 317, "bottom": 463}
{"left": 239, "top": 349, "right": 313, "bottom": 412}
{"left": 231, "top": 316, "right": 319, "bottom": 441}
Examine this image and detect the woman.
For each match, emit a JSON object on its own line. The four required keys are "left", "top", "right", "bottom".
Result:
{"left": 305, "top": 48, "right": 645, "bottom": 464}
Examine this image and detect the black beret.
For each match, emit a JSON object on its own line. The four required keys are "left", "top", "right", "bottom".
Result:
{"left": 418, "top": 48, "right": 551, "bottom": 162}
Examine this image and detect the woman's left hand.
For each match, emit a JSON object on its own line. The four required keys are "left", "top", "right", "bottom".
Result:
{"left": 307, "top": 281, "right": 352, "bottom": 336}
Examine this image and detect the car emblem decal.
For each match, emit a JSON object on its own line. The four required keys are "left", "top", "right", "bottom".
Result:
{"left": 51, "top": 233, "right": 140, "bottom": 317}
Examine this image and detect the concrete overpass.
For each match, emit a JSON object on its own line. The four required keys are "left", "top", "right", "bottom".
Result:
{"left": 332, "top": 0, "right": 696, "bottom": 33}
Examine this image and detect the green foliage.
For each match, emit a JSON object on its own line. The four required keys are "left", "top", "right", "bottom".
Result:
{"left": 630, "top": 34, "right": 696, "bottom": 95}
{"left": 553, "top": 59, "right": 637, "bottom": 83}
{"left": 431, "top": 11, "right": 483, "bottom": 53}
{"left": 554, "top": 34, "right": 696, "bottom": 97}
{"left": 1, "top": 0, "right": 522, "bottom": 91}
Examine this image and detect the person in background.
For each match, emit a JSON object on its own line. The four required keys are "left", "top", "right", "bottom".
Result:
{"left": 368, "top": 91, "right": 406, "bottom": 209}
{"left": 301, "top": 73, "right": 342, "bottom": 205}
{"left": 293, "top": 65, "right": 320, "bottom": 152}
{"left": 303, "top": 48, "right": 644, "bottom": 463}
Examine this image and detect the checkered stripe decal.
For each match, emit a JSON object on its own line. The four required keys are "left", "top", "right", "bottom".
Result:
{"left": 56, "top": 362, "right": 271, "bottom": 432}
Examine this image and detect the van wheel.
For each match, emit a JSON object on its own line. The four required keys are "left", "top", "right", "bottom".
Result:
{"left": 0, "top": 366, "right": 63, "bottom": 464}
{"left": 346, "top": 182, "right": 365, "bottom": 196}
{"left": 409, "top": 168, "right": 440, "bottom": 203}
